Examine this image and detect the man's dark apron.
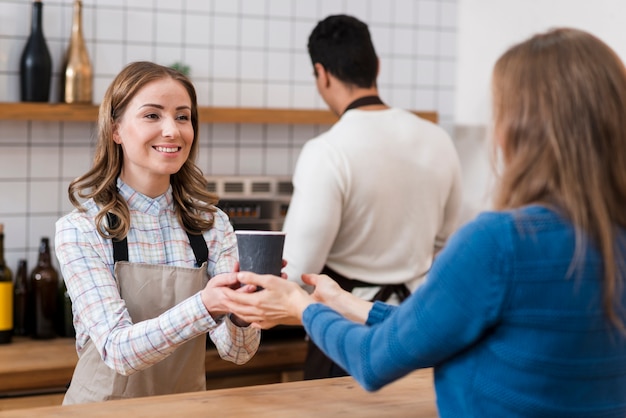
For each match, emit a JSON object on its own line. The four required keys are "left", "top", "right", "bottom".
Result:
{"left": 64, "top": 218, "right": 209, "bottom": 404}
{"left": 303, "top": 265, "right": 410, "bottom": 380}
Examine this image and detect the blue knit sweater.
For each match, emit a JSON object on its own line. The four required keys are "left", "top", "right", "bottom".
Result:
{"left": 302, "top": 206, "right": 626, "bottom": 417}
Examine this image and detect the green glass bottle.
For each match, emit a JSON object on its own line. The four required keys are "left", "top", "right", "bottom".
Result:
{"left": 56, "top": 279, "right": 75, "bottom": 338}
{"left": 13, "top": 259, "right": 30, "bottom": 336}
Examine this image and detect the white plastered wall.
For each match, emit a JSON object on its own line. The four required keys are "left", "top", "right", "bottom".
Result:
{"left": 454, "top": 0, "right": 626, "bottom": 223}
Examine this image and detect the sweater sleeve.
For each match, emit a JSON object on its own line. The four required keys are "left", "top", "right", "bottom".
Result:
{"left": 365, "top": 301, "right": 397, "bottom": 326}
{"left": 301, "top": 213, "right": 511, "bottom": 391}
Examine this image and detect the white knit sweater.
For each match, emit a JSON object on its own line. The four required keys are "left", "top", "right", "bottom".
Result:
{"left": 282, "top": 108, "right": 463, "bottom": 298}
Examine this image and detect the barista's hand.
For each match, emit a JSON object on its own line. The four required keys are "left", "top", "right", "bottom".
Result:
{"left": 201, "top": 268, "right": 256, "bottom": 321}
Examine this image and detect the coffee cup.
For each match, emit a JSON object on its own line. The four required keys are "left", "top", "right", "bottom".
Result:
{"left": 235, "top": 230, "right": 285, "bottom": 276}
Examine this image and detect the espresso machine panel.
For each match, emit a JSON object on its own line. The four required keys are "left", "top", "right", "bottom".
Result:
{"left": 206, "top": 176, "right": 292, "bottom": 231}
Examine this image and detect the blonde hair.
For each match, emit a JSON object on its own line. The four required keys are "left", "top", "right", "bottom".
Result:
{"left": 68, "top": 61, "right": 218, "bottom": 238}
{"left": 492, "top": 28, "right": 626, "bottom": 329}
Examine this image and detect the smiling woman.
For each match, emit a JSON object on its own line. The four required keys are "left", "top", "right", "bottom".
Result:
{"left": 54, "top": 62, "right": 261, "bottom": 405}
{"left": 112, "top": 78, "right": 195, "bottom": 198}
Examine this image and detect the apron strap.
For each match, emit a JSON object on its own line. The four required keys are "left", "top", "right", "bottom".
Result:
{"left": 321, "top": 265, "right": 411, "bottom": 303}
{"left": 106, "top": 213, "right": 129, "bottom": 262}
{"left": 106, "top": 213, "right": 208, "bottom": 266}
{"left": 187, "top": 233, "right": 208, "bottom": 267}
{"left": 342, "top": 95, "right": 385, "bottom": 115}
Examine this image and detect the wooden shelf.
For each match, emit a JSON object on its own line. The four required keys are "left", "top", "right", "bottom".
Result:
{"left": 0, "top": 102, "right": 98, "bottom": 122}
{"left": 0, "top": 102, "right": 437, "bottom": 125}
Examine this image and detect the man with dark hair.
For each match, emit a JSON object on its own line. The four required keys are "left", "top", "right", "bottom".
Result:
{"left": 308, "top": 15, "right": 378, "bottom": 90}
{"left": 281, "top": 14, "right": 463, "bottom": 380}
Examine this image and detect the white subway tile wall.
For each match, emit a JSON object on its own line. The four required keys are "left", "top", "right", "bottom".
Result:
{"left": 0, "top": 0, "right": 457, "bottom": 271}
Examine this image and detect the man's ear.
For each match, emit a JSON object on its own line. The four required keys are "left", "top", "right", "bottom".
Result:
{"left": 314, "top": 63, "right": 330, "bottom": 88}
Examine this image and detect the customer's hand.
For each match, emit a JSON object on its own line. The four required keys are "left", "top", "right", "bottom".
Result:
{"left": 222, "top": 272, "right": 315, "bottom": 329}
{"left": 302, "top": 273, "right": 343, "bottom": 304}
{"left": 303, "top": 274, "right": 373, "bottom": 324}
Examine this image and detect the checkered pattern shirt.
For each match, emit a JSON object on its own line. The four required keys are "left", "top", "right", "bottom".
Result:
{"left": 55, "top": 179, "right": 259, "bottom": 375}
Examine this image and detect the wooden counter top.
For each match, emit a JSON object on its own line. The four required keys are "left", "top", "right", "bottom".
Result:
{"left": 0, "top": 368, "right": 437, "bottom": 417}
{"left": 0, "top": 336, "right": 307, "bottom": 395}
{"left": 0, "top": 338, "right": 77, "bottom": 394}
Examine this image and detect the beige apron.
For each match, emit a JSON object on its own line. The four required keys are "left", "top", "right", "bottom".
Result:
{"left": 64, "top": 261, "right": 208, "bottom": 404}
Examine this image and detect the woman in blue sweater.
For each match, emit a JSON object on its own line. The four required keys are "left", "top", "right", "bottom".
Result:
{"left": 224, "top": 28, "right": 626, "bottom": 417}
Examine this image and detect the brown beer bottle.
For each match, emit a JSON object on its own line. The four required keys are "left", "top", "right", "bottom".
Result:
{"left": 0, "top": 224, "right": 13, "bottom": 344}
{"left": 13, "top": 259, "right": 31, "bottom": 336}
{"left": 56, "top": 279, "right": 75, "bottom": 338}
{"left": 31, "top": 237, "right": 58, "bottom": 339}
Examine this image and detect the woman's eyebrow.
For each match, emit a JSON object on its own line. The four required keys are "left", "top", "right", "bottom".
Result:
{"left": 138, "top": 104, "right": 191, "bottom": 111}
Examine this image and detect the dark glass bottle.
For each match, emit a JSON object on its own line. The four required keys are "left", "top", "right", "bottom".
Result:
{"left": 13, "top": 259, "right": 30, "bottom": 337}
{"left": 31, "top": 237, "right": 58, "bottom": 339}
{"left": 19, "top": 0, "right": 53, "bottom": 102}
{"left": 0, "top": 224, "right": 14, "bottom": 344}
{"left": 56, "top": 279, "right": 75, "bottom": 338}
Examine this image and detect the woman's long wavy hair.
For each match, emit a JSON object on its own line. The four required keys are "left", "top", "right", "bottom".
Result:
{"left": 68, "top": 61, "right": 218, "bottom": 238}
{"left": 492, "top": 28, "right": 626, "bottom": 330}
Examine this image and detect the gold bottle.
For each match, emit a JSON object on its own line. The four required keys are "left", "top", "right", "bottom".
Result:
{"left": 63, "top": 0, "right": 92, "bottom": 104}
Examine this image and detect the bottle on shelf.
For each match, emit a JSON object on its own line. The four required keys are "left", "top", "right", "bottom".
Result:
{"left": 13, "top": 259, "right": 31, "bottom": 337}
{"left": 56, "top": 279, "right": 75, "bottom": 338}
{"left": 31, "top": 237, "right": 59, "bottom": 339}
{"left": 19, "top": 0, "right": 53, "bottom": 102}
{"left": 61, "top": 0, "right": 93, "bottom": 104}
{"left": 0, "top": 224, "right": 14, "bottom": 344}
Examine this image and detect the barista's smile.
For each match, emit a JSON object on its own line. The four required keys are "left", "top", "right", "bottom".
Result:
{"left": 153, "top": 146, "right": 181, "bottom": 153}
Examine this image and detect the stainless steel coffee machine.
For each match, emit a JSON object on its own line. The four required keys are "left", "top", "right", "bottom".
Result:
{"left": 206, "top": 176, "right": 292, "bottom": 232}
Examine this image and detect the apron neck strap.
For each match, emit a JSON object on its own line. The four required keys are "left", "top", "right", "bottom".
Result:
{"left": 342, "top": 95, "right": 384, "bottom": 115}
{"left": 107, "top": 213, "right": 129, "bottom": 262}
{"left": 186, "top": 233, "right": 208, "bottom": 267}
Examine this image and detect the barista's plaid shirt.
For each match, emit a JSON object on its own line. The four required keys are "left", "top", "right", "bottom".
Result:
{"left": 55, "top": 179, "right": 260, "bottom": 375}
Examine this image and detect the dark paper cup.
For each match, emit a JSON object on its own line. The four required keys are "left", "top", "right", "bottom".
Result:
{"left": 235, "top": 230, "right": 285, "bottom": 276}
